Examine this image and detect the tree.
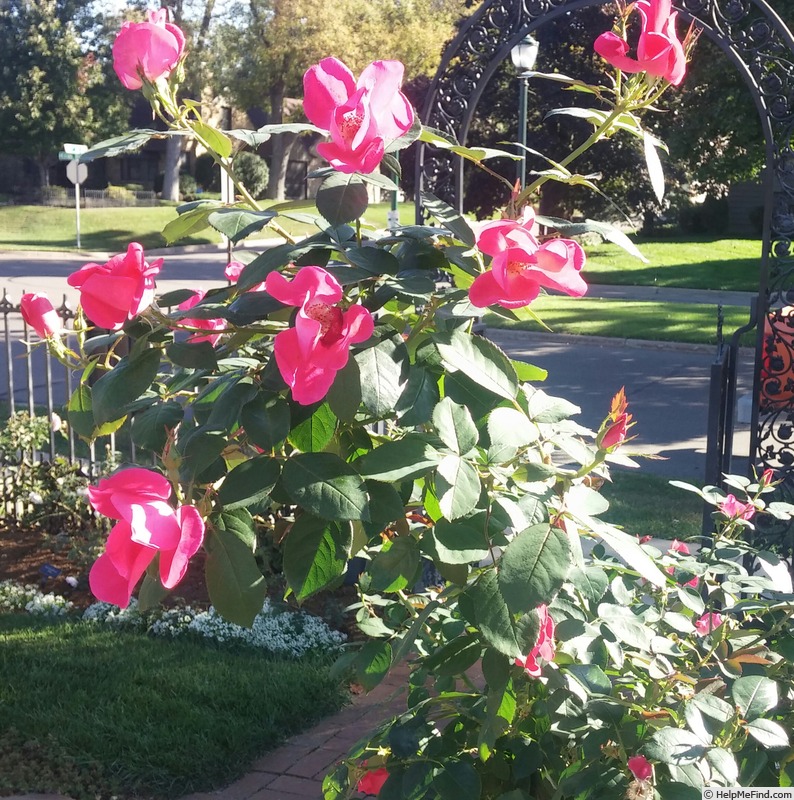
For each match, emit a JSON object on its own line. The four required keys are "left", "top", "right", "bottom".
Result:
{"left": 0, "top": 0, "right": 129, "bottom": 189}
{"left": 211, "top": 0, "right": 469, "bottom": 199}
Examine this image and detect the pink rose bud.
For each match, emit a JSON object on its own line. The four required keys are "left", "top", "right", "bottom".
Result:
{"left": 669, "top": 539, "right": 690, "bottom": 554}
{"left": 627, "top": 755, "right": 652, "bottom": 782}
{"left": 761, "top": 468, "right": 775, "bottom": 487}
{"left": 694, "top": 612, "right": 724, "bottom": 636}
{"left": 20, "top": 292, "right": 62, "bottom": 338}
{"left": 718, "top": 494, "right": 755, "bottom": 521}
{"left": 112, "top": 8, "right": 186, "bottom": 91}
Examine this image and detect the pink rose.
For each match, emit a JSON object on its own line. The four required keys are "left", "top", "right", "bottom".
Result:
{"left": 357, "top": 764, "right": 389, "bottom": 795}
{"left": 718, "top": 494, "right": 755, "bottom": 521}
{"left": 515, "top": 604, "right": 556, "bottom": 677}
{"left": 760, "top": 468, "right": 775, "bottom": 487}
{"left": 469, "top": 208, "right": 587, "bottom": 309}
{"left": 20, "top": 292, "right": 62, "bottom": 338}
{"left": 627, "top": 755, "right": 652, "bottom": 782}
{"left": 303, "top": 57, "right": 414, "bottom": 174}
{"left": 639, "top": 535, "right": 653, "bottom": 544}
{"left": 67, "top": 242, "right": 162, "bottom": 330}
{"left": 599, "top": 387, "right": 633, "bottom": 450}
{"left": 177, "top": 291, "right": 226, "bottom": 346}
{"left": 112, "top": 9, "right": 186, "bottom": 91}
{"left": 595, "top": 0, "right": 687, "bottom": 86}
{"left": 87, "top": 468, "right": 205, "bottom": 608}
{"left": 694, "top": 612, "right": 724, "bottom": 636}
{"left": 225, "top": 260, "right": 266, "bottom": 292}
{"left": 265, "top": 266, "right": 374, "bottom": 405}
{"left": 669, "top": 539, "right": 690, "bottom": 555}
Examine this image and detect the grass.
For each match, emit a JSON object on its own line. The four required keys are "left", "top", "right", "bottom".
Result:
{"left": 0, "top": 201, "right": 416, "bottom": 252}
{"left": 584, "top": 235, "right": 762, "bottom": 292}
{"left": 600, "top": 471, "right": 703, "bottom": 540}
{"left": 0, "top": 614, "right": 348, "bottom": 799}
{"left": 485, "top": 295, "right": 756, "bottom": 346}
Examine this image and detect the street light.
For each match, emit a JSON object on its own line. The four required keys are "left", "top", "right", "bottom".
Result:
{"left": 510, "top": 34, "right": 540, "bottom": 189}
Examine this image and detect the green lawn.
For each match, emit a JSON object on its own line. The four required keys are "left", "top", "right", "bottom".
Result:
{"left": 0, "top": 614, "right": 347, "bottom": 799}
{"left": 601, "top": 471, "right": 703, "bottom": 540}
{"left": 0, "top": 202, "right": 415, "bottom": 252}
{"left": 486, "top": 295, "right": 756, "bottom": 346}
{"left": 584, "top": 236, "right": 761, "bottom": 292}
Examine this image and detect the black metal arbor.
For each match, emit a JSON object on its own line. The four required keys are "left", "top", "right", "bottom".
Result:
{"left": 415, "top": 0, "right": 794, "bottom": 515}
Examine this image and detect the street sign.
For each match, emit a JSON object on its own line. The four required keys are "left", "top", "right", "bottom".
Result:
{"left": 63, "top": 142, "right": 88, "bottom": 155}
{"left": 66, "top": 160, "right": 87, "bottom": 185}
{"left": 58, "top": 151, "right": 79, "bottom": 161}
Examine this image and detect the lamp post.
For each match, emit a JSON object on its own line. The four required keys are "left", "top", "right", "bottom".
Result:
{"left": 510, "top": 34, "right": 540, "bottom": 189}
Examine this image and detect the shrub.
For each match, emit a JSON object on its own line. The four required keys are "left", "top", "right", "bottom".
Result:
{"left": 233, "top": 151, "right": 269, "bottom": 200}
{"left": 179, "top": 172, "right": 198, "bottom": 200}
{"left": 194, "top": 153, "right": 221, "bottom": 192}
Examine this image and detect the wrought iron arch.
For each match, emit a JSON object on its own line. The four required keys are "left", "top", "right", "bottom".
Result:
{"left": 416, "top": 0, "right": 794, "bottom": 524}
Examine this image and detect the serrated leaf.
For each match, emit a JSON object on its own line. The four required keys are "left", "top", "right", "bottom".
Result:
{"left": 465, "top": 571, "right": 531, "bottom": 658}
{"left": 355, "top": 339, "right": 409, "bottom": 417}
{"left": 240, "top": 396, "right": 290, "bottom": 451}
{"left": 433, "top": 761, "right": 481, "bottom": 800}
{"left": 207, "top": 208, "right": 277, "bottom": 243}
{"left": 421, "top": 191, "right": 476, "bottom": 246}
{"left": 435, "top": 454, "right": 480, "bottom": 520}
{"left": 288, "top": 402, "right": 337, "bottom": 452}
{"left": 67, "top": 384, "right": 95, "bottom": 439}
{"left": 354, "top": 640, "right": 392, "bottom": 691}
{"left": 81, "top": 129, "right": 164, "bottom": 162}
{"left": 316, "top": 173, "right": 369, "bottom": 225}
{"left": 425, "top": 520, "right": 489, "bottom": 564}
{"left": 166, "top": 341, "right": 218, "bottom": 370}
{"left": 434, "top": 330, "right": 518, "bottom": 400}
{"left": 487, "top": 407, "right": 539, "bottom": 462}
{"left": 91, "top": 348, "right": 160, "bottom": 425}
{"left": 226, "top": 128, "right": 271, "bottom": 147}
{"left": 395, "top": 366, "right": 439, "bottom": 426}
{"left": 282, "top": 452, "right": 370, "bottom": 521}
{"left": 355, "top": 435, "right": 442, "bottom": 481}
{"left": 746, "top": 718, "right": 789, "bottom": 749}
{"left": 283, "top": 515, "right": 352, "bottom": 600}
{"left": 131, "top": 401, "right": 183, "bottom": 452}
{"left": 218, "top": 456, "right": 280, "bottom": 510}
{"left": 644, "top": 728, "right": 707, "bottom": 765}
{"left": 369, "top": 536, "right": 421, "bottom": 592}
{"left": 205, "top": 513, "right": 267, "bottom": 627}
{"left": 347, "top": 247, "right": 400, "bottom": 275}
{"left": 433, "top": 397, "right": 478, "bottom": 455}
{"left": 498, "top": 523, "right": 572, "bottom": 613}
{"left": 162, "top": 205, "right": 214, "bottom": 245}
{"left": 733, "top": 676, "right": 778, "bottom": 720}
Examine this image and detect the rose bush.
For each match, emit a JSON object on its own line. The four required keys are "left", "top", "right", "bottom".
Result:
{"left": 36, "top": 5, "right": 794, "bottom": 797}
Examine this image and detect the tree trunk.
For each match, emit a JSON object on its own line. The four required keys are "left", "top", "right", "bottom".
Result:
{"left": 267, "top": 132, "right": 297, "bottom": 200}
{"left": 161, "top": 135, "right": 183, "bottom": 202}
{"left": 36, "top": 157, "right": 50, "bottom": 190}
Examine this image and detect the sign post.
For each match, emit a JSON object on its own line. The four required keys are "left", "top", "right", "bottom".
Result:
{"left": 62, "top": 144, "right": 88, "bottom": 249}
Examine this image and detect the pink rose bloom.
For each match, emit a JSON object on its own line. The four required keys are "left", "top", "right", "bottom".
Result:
{"left": 177, "top": 291, "right": 226, "bottom": 346}
{"left": 67, "top": 242, "right": 162, "bottom": 330}
{"left": 357, "top": 764, "right": 389, "bottom": 795}
{"left": 265, "top": 266, "right": 374, "bottom": 405}
{"left": 20, "top": 292, "right": 62, "bottom": 338}
{"left": 303, "top": 57, "right": 414, "bottom": 174}
{"left": 669, "top": 539, "right": 690, "bottom": 554}
{"left": 694, "top": 612, "right": 724, "bottom": 636}
{"left": 225, "top": 260, "right": 266, "bottom": 292}
{"left": 87, "top": 468, "right": 205, "bottom": 608}
{"left": 627, "top": 755, "right": 652, "bottom": 782}
{"left": 515, "top": 604, "right": 556, "bottom": 677}
{"left": 112, "top": 9, "right": 186, "bottom": 91}
{"left": 594, "top": 0, "right": 687, "bottom": 86}
{"left": 469, "top": 208, "right": 586, "bottom": 309}
{"left": 718, "top": 494, "right": 756, "bottom": 521}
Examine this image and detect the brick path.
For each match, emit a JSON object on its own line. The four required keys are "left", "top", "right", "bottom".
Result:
{"left": 182, "top": 662, "right": 411, "bottom": 800}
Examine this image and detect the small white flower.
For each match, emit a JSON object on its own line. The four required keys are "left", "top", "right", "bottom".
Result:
{"left": 50, "top": 412, "right": 62, "bottom": 432}
{"left": 65, "top": 576, "right": 79, "bottom": 588}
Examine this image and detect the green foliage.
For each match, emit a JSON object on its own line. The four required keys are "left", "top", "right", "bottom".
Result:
{"left": 232, "top": 151, "right": 270, "bottom": 200}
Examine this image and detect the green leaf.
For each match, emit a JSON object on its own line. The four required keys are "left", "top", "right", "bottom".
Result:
{"left": 422, "top": 636, "right": 482, "bottom": 676}
{"left": 288, "top": 402, "right": 337, "bottom": 452}
{"left": 256, "top": 122, "right": 325, "bottom": 135}
{"left": 511, "top": 360, "right": 547, "bottom": 382}
{"left": 162, "top": 205, "right": 214, "bottom": 245}
{"left": 347, "top": 247, "right": 400, "bottom": 275}
{"left": 644, "top": 128, "right": 665, "bottom": 204}
{"left": 207, "top": 208, "right": 277, "bottom": 243}
{"left": 567, "top": 566, "right": 608, "bottom": 605}
{"left": 466, "top": 571, "right": 529, "bottom": 657}
{"left": 179, "top": 428, "right": 228, "bottom": 482}
{"left": 395, "top": 366, "right": 439, "bottom": 426}
{"left": 525, "top": 387, "right": 580, "bottom": 422}
{"left": 685, "top": 692, "right": 733, "bottom": 745}
{"left": 434, "top": 330, "right": 518, "bottom": 400}
{"left": 444, "top": 371, "right": 503, "bottom": 420}
{"left": 225, "top": 292, "right": 286, "bottom": 325}
{"left": 131, "top": 401, "right": 184, "bottom": 452}
{"left": 426, "top": 520, "right": 489, "bottom": 564}
{"left": 327, "top": 359, "right": 362, "bottom": 422}
{"left": 91, "top": 348, "right": 160, "bottom": 425}
{"left": 241, "top": 396, "right": 290, "bottom": 451}
{"left": 81, "top": 129, "right": 163, "bottom": 161}
{"left": 435, "top": 455, "right": 480, "bottom": 520}
{"left": 433, "top": 397, "right": 478, "bottom": 455}
{"left": 644, "top": 728, "right": 707, "bottom": 766}
{"left": 354, "top": 640, "right": 392, "bottom": 691}
{"left": 226, "top": 128, "right": 271, "bottom": 147}
{"left": 369, "top": 536, "right": 421, "bottom": 592}
{"left": 283, "top": 515, "right": 352, "bottom": 600}
{"left": 567, "top": 484, "right": 609, "bottom": 517}
{"left": 193, "top": 120, "right": 232, "bottom": 158}
{"left": 594, "top": 522, "right": 668, "bottom": 588}
{"left": 733, "top": 676, "right": 779, "bottom": 721}
{"left": 498, "top": 523, "right": 572, "bottom": 614}
{"left": 316, "top": 173, "right": 369, "bottom": 226}
{"left": 282, "top": 452, "right": 370, "bottom": 521}
{"left": 487, "top": 407, "right": 538, "bottom": 462}
{"left": 166, "top": 341, "right": 218, "bottom": 371}
{"left": 205, "top": 512, "right": 267, "bottom": 627}
{"left": 746, "top": 718, "right": 789, "bottom": 749}
{"left": 597, "top": 603, "right": 655, "bottom": 651}
{"left": 67, "top": 384, "right": 95, "bottom": 439}
{"left": 535, "top": 215, "right": 649, "bottom": 264}
{"left": 433, "top": 761, "right": 481, "bottom": 800}
{"left": 564, "top": 664, "right": 612, "bottom": 696}
{"left": 355, "top": 339, "right": 409, "bottom": 418}
{"left": 355, "top": 435, "right": 442, "bottom": 481}
{"left": 420, "top": 192, "right": 476, "bottom": 246}
{"left": 218, "top": 456, "right": 280, "bottom": 510}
